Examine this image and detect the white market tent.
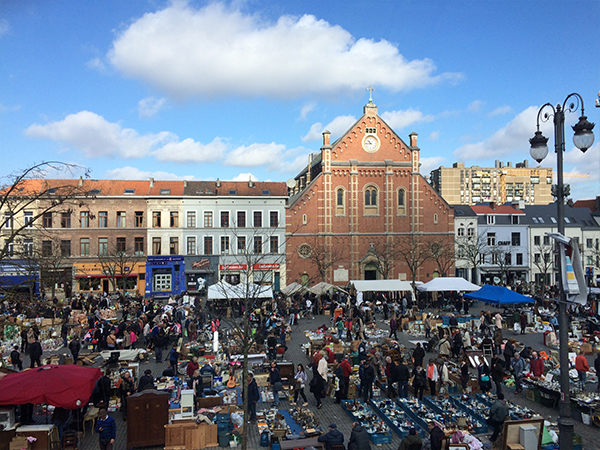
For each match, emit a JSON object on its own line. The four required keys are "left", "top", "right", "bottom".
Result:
{"left": 208, "top": 281, "right": 273, "bottom": 300}
{"left": 308, "top": 281, "right": 349, "bottom": 296}
{"left": 417, "top": 277, "right": 480, "bottom": 292}
{"left": 280, "top": 282, "right": 307, "bottom": 296}
{"left": 350, "top": 279, "right": 416, "bottom": 293}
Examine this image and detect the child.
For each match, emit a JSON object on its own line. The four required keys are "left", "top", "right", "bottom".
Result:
{"left": 10, "top": 345, "right": 23, "bottom": 371}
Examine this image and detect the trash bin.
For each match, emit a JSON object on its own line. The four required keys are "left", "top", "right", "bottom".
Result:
{"left": 218, "top": 431, "right": 229, "bottom": 447}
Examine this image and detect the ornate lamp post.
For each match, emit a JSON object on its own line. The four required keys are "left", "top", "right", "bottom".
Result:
{"left": 529, "top": 93, "right": 594, "bottom": 450}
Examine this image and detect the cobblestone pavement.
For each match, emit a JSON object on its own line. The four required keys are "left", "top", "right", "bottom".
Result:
{"left": 21, "top": 302, "right": 598, "bottom": 449}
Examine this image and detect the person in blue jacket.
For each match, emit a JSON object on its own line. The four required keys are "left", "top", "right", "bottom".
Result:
{"left": 318, "top": 423, "right": 344, "bottom": 450}
{"left": 95, "top": 409, "right": 116, "bottom": 450}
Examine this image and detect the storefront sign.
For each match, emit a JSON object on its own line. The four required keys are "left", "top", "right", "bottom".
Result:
{"left": 219, "top": 264, "right": 248, "bottom": 271}
{"left": 191, "top": 259, "right": 211, "bottom": 270}
{"left": 253, "top": 263, "right": 280, "bottom": 270}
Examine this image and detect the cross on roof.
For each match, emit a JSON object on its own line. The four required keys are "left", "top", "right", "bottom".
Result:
{"left": 366, "top": 85, "right": 374, "bottom": 102}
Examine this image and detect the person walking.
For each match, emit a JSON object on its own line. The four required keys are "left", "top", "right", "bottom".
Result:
{"left": 247, "top": 372, "right": 260, "bottom": 422}
{"left": 95, "top": 409, "right": 116, "bottom": 450}
{"left": 503, "top": 338, "right": 515, "bottom": 371}
{"left": 389, "top": 316, "right": 398, "bottom": 339}
{"left": 169, "top": 343, "right": 180, "bottom": 375}
{"left": 412, "top": 366, "right": 426, "bottom": 400}
{"left": 510, "top": 353, "right": 526, "bottom": 394}
{"left": 118, "top": 371, "right": 135, "bottom": 421}
{"left": 491, "top": 355, "right": 505, "bottom": 396}
{"left": 459, "top": 357, "right": 469, "bottom": 393}
{"left": 428, "top": 421, "right": 445, "bottom": 450}
{"left": 292, "top": 364, "right": 309, "bottom": 406}
{"left": 333, "top": 361, "right": 345, "bottom": 404}
{"left": 361, "top": 359, "right": 375, "bottom": 403}
{"left": 397, "top": 358, "right": 410, "bottom": 398}
{"left": 269, "top": 361, "right": 282, "bottom": 407}
{"left": 424, "top": 314, "right": 432, "bottom": 339}
{"left": 341, "top": 355, "right": 352, "bottom": 400}
{"left": 28, "top": 339, "right": 43, "bottom": 368}
{"left": 426, "top": 359, "right": 439, "bottom": 396}
{"left": 68, "top": 335, "right": 81, "bottom": 364}
{"left": 575, "top": 350, "right": 589, "bottom": 391}
{"left": 412, "top": 342, "right": 425, "bottom": 369}
{"left": 486, "top": 393, "right": 509, "bottom": 442}
{"left": 10, "top": 345, "right": 23, "bottom": 371}
{"left": 309, "top": 364, "right": 326, "bottom": 409}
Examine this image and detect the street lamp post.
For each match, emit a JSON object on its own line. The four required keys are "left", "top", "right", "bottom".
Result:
{"left": 529, "top": 93, "right": 594, "bottom": 450}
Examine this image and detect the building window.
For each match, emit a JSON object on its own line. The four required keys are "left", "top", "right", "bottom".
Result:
{"left": 253, "top": 211, "right": 262, "bottom": 227}
{"left": 270, "top": 211, "right": 278, "bottom": 227}
{"left": 467, "top": 227, "right": 474, "bottom": 237}
{"left": 298, "top": 243, "right": 312, "bottom": 259}
{"left": 43, "top": 212, "right": 52, "bottom": 228}
{"left": 24, "top": 211, "right": 34, "bottom": 228}
{"left": 187, "top": 211, "right": 196, "bottom": 228}
{"left": 504, "top": 253, "right": 511, "bottom": 265}
{"left": 302, "top": 214, "right": 307, "bottom": 225}
{"left": 511, "top": 232, "right": 521, "bottom": 246}
{"left": 220, "top": 211, "right": 229, "bottom": 228}
{"left": 187, "top": 237, "right": 196, "bottom": 255}
{"left": 3, "top": 213, "right": 13, "bottom": 229}
{"left": 586, "top": 238, "right": 593, "bottom": 248}
{"left": 23, "top": 238, "right": 33, "bottom": 256}
{"left": 98, "top": 211, "right": 108, "bottom": 228}
{"left": 543, "top": 235, "right": 550, "bottom": 245}
{"left": 135, "top": 211, "right": 144, "bottom": 227}
{"left": 116, "top": 237, "right": 126, "bottom": 254}
{"left": 512, "top": 215, "right": 520, "bottom": 224}
{"left": 204, "top": 211, "right": 213, "bottom": 228}
{"left": 80, "top": 238, "right": 90, "bottom": 256}
{"left": 270, "top": 236, "right": 279, "bottom": 254}
{"left": 99, "top": 238, "right": 108, "bottom": 256}
{"left": 237, "top": 211, "right": 246, "bottom": 227}
{"left": 80, "top": 211, "right": 89, "bottom": 228}
{"left": 237, "top": 236, "right": 246, "bottom": 253}
{"left": 152, "top": 211, "right": 161, "bottom": 228}
{"left": 170, "top": 211, "right": 178, "bottom": 228}
{"left": 221, "top": 236, "right": 230, "bottom": 254}
{"left": 458, "top": 228, "right": 465, "bottom": 237}
{"left": 516, "top": 253, "right": 523, "bottom": 265}
{"left": 254, "top": 236, "right": 263, "bottom": 254}
{"left": 397, "top": 188, "right": 406, "bottom": 215}
{"left": 60, "top": 240, "right": 71, "bottom": 257}
{"left": 169, "top": 237, "right": 179, "bottom": 255}
{"left": 61, "top": 212, "right": 71, "bottom": 228}
{"left": 4, "top": 240, "right": 13, "bottom": 256}
{"left": 487, "top": 215, "right": 495, "bottom": 224}
{"left": 487, "top": 233, "right": 496, "bottom": 246}
{"left": 152, "top": 237, "right": 161, "bottom": 255}
{"left": 534, "top": 253, "right": 541, "bottom": 263}
{"left": 433, "top": 213, "right": 438, "bottom": 224}
{"left": 117, "top": 211, "right": 126, "bottom": 228}
{"left": 42, "top": 240, "right": 52, "bottom": 257}
{"left": 365, "top": 187, "right": 377, "bottom": 207}
{"left": 534, "top": 235, "right": 540, "bottom": 246}
{"left": 204, "top": 236, "right": 213, "bottom": 255}
{"left": 336, "top": 188, "right": 345, "bottom": 216}
{"left": 134, "top": 237, "right": 144, "bottom": 255}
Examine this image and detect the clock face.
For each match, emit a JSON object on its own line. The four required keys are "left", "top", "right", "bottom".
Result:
{"left": 363, "top": 135, "right": 379, "bottom": 152}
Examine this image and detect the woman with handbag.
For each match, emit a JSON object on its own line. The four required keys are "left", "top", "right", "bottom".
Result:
{"left": 292, "top": 363, "right": 308, "bottom": 406}
{"left": 477, "top": 360, "right": 492, "bottom": 393}
{"left": 309, "top": 364, "right": 326, "bottom": 409}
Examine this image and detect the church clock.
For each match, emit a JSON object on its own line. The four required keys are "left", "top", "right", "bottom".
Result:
{"left": 362, "top": 134, "right": 380, "bottom": 152}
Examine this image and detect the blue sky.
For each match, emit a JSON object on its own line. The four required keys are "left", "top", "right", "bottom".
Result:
{"left": 1, "top": 0, "right": 599, "bottom": 200}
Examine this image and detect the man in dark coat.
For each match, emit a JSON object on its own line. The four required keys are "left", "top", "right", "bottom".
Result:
{"left": 318, "top": 423, "right": 344, "bottom": 450}
{"left": 68, "top": 336, "right": 81, "bottom": 364}
{"left": 398, "top": 427, "right": 421, "bottom": 450}
{"left": 10, "top": 345, "right": 23, "bottom": 371}
{"left": 412, "top": 342, "right": 425, "bottom": 368}
{"left": 96, "top": 370, "right": 112, "bottom": 408}
{"left": 137, "top": 369, "right": 155, "bottom": 392}
{"left": 428, "top": 421, "right": 445, "bottom": 450}
{"left": 360, "top": 359, "right": 375, "bottom": 403}
{"left": 247, "top": 372, "right": 260, "bottom": 422}
{"left": 348, "top": 421, "right": 371, "bottom": 450}
{"left": 28, "top": 339, "right": 43, "bottom": 368}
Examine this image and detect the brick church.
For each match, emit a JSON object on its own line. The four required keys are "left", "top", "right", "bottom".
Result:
{"left": 286, "top": 99, "right": 455, "bottom": 286}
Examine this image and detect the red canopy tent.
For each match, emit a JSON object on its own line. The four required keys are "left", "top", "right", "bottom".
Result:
{"left": 0, "top": 365, "right": 102, "bottom": 409}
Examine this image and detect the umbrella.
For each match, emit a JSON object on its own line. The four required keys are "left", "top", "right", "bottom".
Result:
{"left": 463, "top": 285, "right": 534, "bottom": 305}
{"left": 0, "top": 364, "right": 102, "bottom": 409}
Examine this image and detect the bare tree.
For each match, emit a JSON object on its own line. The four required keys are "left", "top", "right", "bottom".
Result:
{"left": 488, "top": 246, "right": 512, "bottom": 284}
{"left": 366, "top": 239, "right": 397, "bottom": 280}
{"left": 395, "top": 233, "right": 431, "bottom": 287}
{"left": 532, "top": 243, "right": 555, "bottom": 295}
{"left": 95, "top": 241, "right": 145, "bottom": 294}
{"left": 429, "top": 237, "right": 455, "bottom": 277}
{"left": 456, "top": 232, "right": 489, "bottom": 284}
{"left": 301, "top": 235, "right": 346, "bottom": 284}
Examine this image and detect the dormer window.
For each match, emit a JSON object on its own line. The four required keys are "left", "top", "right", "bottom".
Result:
{"left": 160, "top": 189, "right": 171, "bottom": 195}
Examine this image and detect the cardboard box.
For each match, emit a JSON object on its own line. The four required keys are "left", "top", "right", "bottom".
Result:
{"left": 580, "top": 343, "right": 593, "bottom": 355}
{"left": 10, "top": 437, "right": 31, "bottom": 450}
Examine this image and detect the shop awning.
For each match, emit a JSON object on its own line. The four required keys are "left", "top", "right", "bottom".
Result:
{"left": 417, "top": 277, "right": 480, "bottom": 292}
{"left": 74, "top": 273, "right": 138, "bottom": 278}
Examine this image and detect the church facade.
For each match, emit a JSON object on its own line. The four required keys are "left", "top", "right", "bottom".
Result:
{"left": 286, "top": 100, "right": 455, "bottom": 286}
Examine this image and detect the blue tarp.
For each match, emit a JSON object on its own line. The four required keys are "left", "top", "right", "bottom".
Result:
{"left": 463, "top": 284, "right": 534, "bottom": 305}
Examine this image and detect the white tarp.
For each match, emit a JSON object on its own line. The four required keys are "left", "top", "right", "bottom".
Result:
{"left": 417, "top": 277, "right": 480, "bottom": 292}
{"left": 280, "top": 282, "right": 307, "bottom": 296}
{"left": 208, "top": 281, "right": 273, "bottom": 300}
{"left": 350, "top": 279, "right": 416, "bottom": 292}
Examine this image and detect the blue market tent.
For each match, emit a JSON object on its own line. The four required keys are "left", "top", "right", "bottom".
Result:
{"left": 464, "top": 284, "right": 534, "bottom": 305}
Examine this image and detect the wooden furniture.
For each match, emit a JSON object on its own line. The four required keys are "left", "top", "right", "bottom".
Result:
{"left": 126, "top": 390, "right": 170, "bottom": 449}
{"left": 165, "top": 421, "right": 217, "bottom": 450}
{"left": 82, "top": 406, "right": 99, "bottom": 437}
{"left": 16, "top": 425, "right": 56, "bottom": 450}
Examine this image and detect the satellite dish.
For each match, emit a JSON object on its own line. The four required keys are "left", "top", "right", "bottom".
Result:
{"left": 286, "top": 178, "right": 297, "bottom": 189}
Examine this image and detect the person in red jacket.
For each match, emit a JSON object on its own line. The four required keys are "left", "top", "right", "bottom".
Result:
{"left": 340, "top": 355, "right": 352, "bottom": 399}
{"left": 575, "top": 350, "right": 590, "bottom": 390}
{"left": 530, "top": 351, "right": 545, "bottom": 378}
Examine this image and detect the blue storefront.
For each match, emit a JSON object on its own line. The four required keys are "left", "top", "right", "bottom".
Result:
{"left": 144, "top": 256, "right": 185, "bottom": 299}
{"left": 0, "top": 260, "right": 40, "bottom": 296}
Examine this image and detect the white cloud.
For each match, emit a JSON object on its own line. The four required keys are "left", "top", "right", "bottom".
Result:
{"left": 108, "top": 2, "right": 462, "bottom": 100}
{"left": 105, "top": 166, "right": 194, "bottom": 180}
{"left": 420, "top": 156, "right": 446, "bottom": 176}
{"left": 381, "top": 109, "right": 434, "bottom": 131}
{"left": 86, "top": 57, "right": 108, "bottom": 73}
{"left": 0, "top": 103, "right": 21, "bottom": 113}
{"left": 152, "top": 137, "right": 226, "bottom": 163}
{"left": 489, "top": 105, "right": 512, "bottom": 117}
{"left": 564, "top": 143, "right": 599, "bottom": 183}
{"left": 232, "top": 172, "right": 259, "bottom": 182}
{"left": 452, "top": 106, "right": 542, "bottom": 161}
{"left": 0, "top": 20, "right": 10, "bottom": 37}
{"left": 302, "top": 115, "right": 356, "bottom": 142}
{"left": 299, "top": 103, "right": 316, "bottom": 120}
{"left": 25, "top": 111, "right": 173, "bottom": 158}
{"left": 138, "top": 96, "right": 167, "bottom": 118}
{"left": 428, "top": 131, "right": 440, "bottom": 141}
{"left": 225, "top": 142, "right": 287, "bottom": 168}
{"left": 467, "top": 100, "right": 484, "bottom": 112}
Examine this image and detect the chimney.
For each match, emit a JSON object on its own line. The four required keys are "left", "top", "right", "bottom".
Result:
{"left": 183, "top": 180, "right": 188, "bottom": 188}
{"left": 409, "top": 132, "right": 418, "bottom": 147}
{"left": 216, "top": 178, "right": 221, "bottom": 188}
{"left": 78, "top": 176, "right": 83, "bottom": 187}
{"left": 149, "top": 177, "right": 154, "bottom": 188}
{"left": 323, "top": 130, "right": 331, "bottom": 146}
{"left": 306, "top": 154, "right": 312, "bottom": 183}
{"left": 248, "top": 176, "right": 254, "bottom": 188}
